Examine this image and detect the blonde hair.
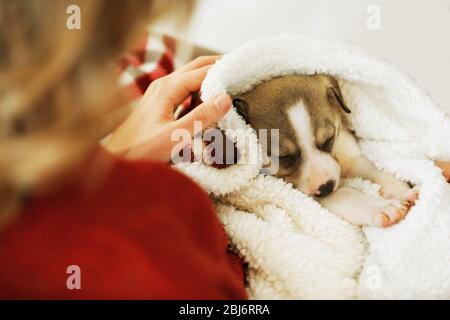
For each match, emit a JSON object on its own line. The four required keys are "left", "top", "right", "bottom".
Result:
{"left": 0, "top": 0, "right": 190, "bottom": 226}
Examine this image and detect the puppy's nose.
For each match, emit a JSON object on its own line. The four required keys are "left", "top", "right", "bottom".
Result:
{"left": 316, "top": 180, "right": 335, "bottom": 198}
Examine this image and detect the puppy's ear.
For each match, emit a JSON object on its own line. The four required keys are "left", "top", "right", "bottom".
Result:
{"left": 232, "top": 98, "right": 250, "bottom": 123}
{"left": 328, "top": 87, "right": 351, "bottom": 114}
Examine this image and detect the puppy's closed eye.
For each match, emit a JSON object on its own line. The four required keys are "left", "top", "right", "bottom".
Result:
{"left": 278, "top": 153, "right": 300, "bottom": 167}
{"left": 232, "top": 98, "right": 250, "bottom": 123}
{"left": 319, "top": 135, "right": 335, "bottom": 153}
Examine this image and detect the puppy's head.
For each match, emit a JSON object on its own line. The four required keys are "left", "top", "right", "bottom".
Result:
{"left": 233, "top": 74, "right": 350, "bottom": 198}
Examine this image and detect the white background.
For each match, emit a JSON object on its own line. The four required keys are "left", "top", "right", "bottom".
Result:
{"left": 157, "top": 0, "right": 450, "bottom": 112}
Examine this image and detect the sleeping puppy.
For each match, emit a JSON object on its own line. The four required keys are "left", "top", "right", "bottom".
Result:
{"left": 232, "top": 74, "right": 418, "bottom": 227}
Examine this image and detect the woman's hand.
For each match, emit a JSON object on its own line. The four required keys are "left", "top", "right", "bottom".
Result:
{"left": 105, "top": 56, "right": 232, "bottom": 162}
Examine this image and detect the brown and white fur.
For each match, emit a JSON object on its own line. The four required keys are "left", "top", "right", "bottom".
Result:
{"left": 233, "top": 74, "right": 418, "bottom": 227}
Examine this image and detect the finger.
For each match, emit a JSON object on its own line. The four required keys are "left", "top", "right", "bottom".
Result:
{"left": 174, "top": 93, "right": 232, "bottom": 136}
{"left": 172, "top": 65, "right": 210, "bottom": 96}
{"left": 173, "top": 55, "right": 222, "bottom": 75}
{"left": 154, "top": 65, "right": 211, "bottom": 112}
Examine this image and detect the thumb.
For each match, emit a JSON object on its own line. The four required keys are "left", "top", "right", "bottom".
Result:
{"left": 174, "top": 93, "right": 232, "bottom": 136}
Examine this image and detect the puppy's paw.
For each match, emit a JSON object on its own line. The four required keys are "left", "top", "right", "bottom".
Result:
{"left": 379, "top": 180, "right": 418, "bottom": 205}
{"left": 437, "top": 161, "right": 450, "bottom": 182}
{"left": 368, "top": 199, "right": 410, "bottom": 228}
{"left": 444, "top": 171, "right": 450, "bottom": 183}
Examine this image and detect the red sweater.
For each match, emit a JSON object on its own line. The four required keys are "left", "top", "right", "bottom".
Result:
{"left": 0, "top": 148, "right": 247, "bottom": 299}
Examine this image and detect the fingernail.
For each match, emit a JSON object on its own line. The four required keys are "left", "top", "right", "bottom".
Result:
{"left": 214, "top": 94, "right": 232, "bottom": 112}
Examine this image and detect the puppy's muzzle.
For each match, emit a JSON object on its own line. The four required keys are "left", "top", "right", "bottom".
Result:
{"left": 316, "top": 180, "right": 335, "bottom": 198}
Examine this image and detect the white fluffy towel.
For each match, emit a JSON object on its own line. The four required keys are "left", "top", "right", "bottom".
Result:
{"left": 175, "top": 34, "right": 450, "bottom": 299}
